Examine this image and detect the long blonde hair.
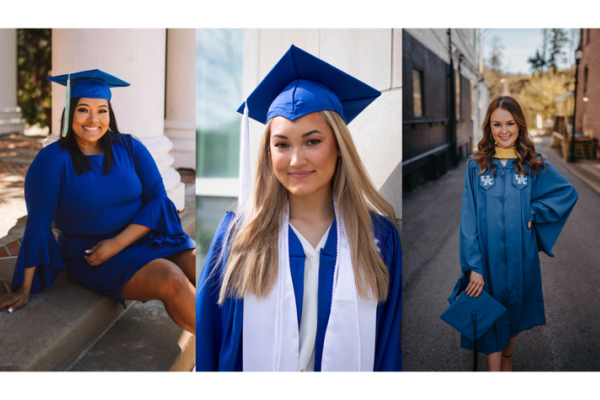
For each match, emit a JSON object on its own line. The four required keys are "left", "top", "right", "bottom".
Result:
{"left": 218, "top": 110, "right": 396, "bottom": 304}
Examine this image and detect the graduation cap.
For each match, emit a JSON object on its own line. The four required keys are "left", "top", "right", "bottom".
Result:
{"left": 440, "top": 289, "right": 507, "bottom": 371}
{"left": 236, "top": 45, "right": 381, "bottom": 207}
{"left": 48, "top": 69, "right": 130, "bottom": 137}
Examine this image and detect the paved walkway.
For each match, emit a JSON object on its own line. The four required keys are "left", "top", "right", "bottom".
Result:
{"left": 536, "top": 136, "right": 600, "bottom": 196}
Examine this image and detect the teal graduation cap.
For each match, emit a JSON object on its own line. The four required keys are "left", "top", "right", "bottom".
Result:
{"left": 48, "top": 69, "right": 130, "bottom": 137}
{"left": 440, "top": 289, "right": 507, "bottom": 371}
{"left": 237, "top": 44, "right": 381, "bottom": 124}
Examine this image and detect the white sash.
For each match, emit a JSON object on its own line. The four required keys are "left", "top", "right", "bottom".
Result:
{"left": 243, "top": 197, "right": 377, "bottom": 371}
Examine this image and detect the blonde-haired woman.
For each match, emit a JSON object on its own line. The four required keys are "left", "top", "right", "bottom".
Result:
{"left": 196, "top": 45, "right": 402, "bottom": 371}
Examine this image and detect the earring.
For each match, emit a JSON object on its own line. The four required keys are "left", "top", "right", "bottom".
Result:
{"left": 490, "top": 133, "right": 496, "bottom": 144}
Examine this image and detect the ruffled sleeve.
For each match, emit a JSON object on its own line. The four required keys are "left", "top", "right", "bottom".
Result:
{"left": 124, "top": 136, "right": 187, "bottom": 247}
{"left": 11, "top": 145, "right": 66, "bottom": 293}
{"left": 530, "top": 161, "right": 578, "bottom": 257}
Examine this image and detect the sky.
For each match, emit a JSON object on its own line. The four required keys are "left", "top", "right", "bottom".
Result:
{"left": 484, "top": 29, "right": 579, "bottom": 75}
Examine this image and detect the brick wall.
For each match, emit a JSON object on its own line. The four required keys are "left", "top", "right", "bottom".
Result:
{"left": 576, "top": 29, "right": 600, "bottom": 148}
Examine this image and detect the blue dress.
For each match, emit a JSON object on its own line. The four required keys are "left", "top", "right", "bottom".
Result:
{"left": 10, "top": 134, "right": 196, "bottom": 306}
{"left": 196, "top": 211, "right": 402, "bottom": 371}
{"left": 455, "top": 157, "right": 578, "bottom": 354}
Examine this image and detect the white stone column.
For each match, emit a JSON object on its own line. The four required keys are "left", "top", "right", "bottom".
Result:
{"left": 0, "top": 29, "right": 25, "bottom": 135}
{"left": 48, "top": 29, "right": 185, "bottom": 210}
{"left": 164, "top": 29, "right": 195, "bottom": 170}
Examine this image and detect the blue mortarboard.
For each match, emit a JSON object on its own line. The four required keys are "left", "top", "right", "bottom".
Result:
{"left": 48, "top": 69, "right": 130, "bottom": 137}
{"left": 440, "top": 289, "right": 507, "bottom": 371}
{"left": 237, "top": 44, "right": 381, "bottom": 125}
{"left": 236, "top": 45, "right": 381, "bottom": 207}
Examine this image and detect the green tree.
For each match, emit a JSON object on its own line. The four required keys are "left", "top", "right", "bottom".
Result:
{"left": 527, "top": 49, "right": 546, "bottom": 74}
{"left": 517, "top": 72, "right": 573, "bottom": 129}
{"left": 483, "top": 35, "right": 506, "bottom": 100}
{"left": 487, "top": 35, "right": 504, "bottom": 73}
{"left": 547, "top": 29, "right": 569, "bottom": 74}
{"left": 17, "top": 29, "right": 52, "bottom": 130}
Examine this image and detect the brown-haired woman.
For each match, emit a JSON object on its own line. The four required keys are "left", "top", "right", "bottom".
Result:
{"left": 456, "top": 96, "right": 578, "bottom": 371}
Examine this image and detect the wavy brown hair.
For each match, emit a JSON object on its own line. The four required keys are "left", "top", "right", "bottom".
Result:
{"left": 473, "top": 96, "right": 545, "bottom": 177}
{"left": 216, "top": 110, "right": 396, "bottom": 304}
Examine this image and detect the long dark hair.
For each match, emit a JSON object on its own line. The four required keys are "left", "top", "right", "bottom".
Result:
{"left": 473, "top": 96, "right": 545, "bottom": 177}
{"left": 59, "top": 97, "right": 123, "bottom": 174}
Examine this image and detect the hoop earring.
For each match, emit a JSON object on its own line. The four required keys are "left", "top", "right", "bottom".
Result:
{"left": 490, "top": 133, "right": 496, "bottom": 144}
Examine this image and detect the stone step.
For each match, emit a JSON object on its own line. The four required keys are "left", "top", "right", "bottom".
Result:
{"left": 0, "top": 183, "right": 196, "bottom": 371}
{"left": 0, "top": 273, "right": 129, "bottom": 371}
{"left": 69, "top": 300, "right": 195, "bottom": 371}
{"left": 0, "top": 256, "right": 16, "bottom": 281}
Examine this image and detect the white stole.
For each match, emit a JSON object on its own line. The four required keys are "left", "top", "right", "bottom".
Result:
{"left": 242, "top": 197, "right": 377, "bottom": 371}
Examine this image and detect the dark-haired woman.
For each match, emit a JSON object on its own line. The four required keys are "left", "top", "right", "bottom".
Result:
{"left": 457, "top": 96, "right": 577, "bottom": 371}
{"left": 0, "top": 70, "right": 196, "bottom": 335}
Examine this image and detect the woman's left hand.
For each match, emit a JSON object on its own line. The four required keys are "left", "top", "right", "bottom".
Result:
{"left": 85, "top": 238, "right": 123, "bottom": 266}
{"left": 527, "top": 221, "right": 532, "bottom": 229}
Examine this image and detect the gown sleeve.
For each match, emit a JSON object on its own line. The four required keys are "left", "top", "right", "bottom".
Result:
{"left": 373, "top": 215, "right": 403, "bottom": 371}
{"left": 11, "top": 146, "right": 66, "bottom": 293}
{"left": 125, "top": 136, "right": 187, "bottom": 247}
{"left": 529, "top": 161, "right": 578, "bottom": 257}
{"left": 459, "top": 160, "right": 484, "bottom": 275}
{"left": 196, "top": 211, "right": 241, "bottom": 371}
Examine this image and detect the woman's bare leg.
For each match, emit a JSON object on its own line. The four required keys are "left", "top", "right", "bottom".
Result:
{"left": 166, "top": 248, "right": 196, "bottom": 285}
{"left": 486, "top": 352, "right": 501, "bottom": 371}
{"left": 121, "top": 258, "right": 195, "bottom": 335}
{"left": 486, "top": 337, "right": 517, "bottom": 372}
{"left": 501, "top": 337, "right": 517, "bottom": 372}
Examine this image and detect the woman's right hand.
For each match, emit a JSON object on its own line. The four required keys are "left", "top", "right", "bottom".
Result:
{"left": 0, "top": 290, "right": 29, "bottom": 313}
{"left": 465, "top": 270, "right": 484, "bottom": 297}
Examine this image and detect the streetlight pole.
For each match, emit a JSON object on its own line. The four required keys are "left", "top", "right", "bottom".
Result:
{"left": 568, "top": 45, "right": 583, "bottom": 163}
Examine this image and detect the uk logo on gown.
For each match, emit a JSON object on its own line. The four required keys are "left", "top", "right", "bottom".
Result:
{"left": 481, "top": 176, "right": 494, "bottom": 186}
{"left": 513, "top": 174, "right": 528, "bottom": 190}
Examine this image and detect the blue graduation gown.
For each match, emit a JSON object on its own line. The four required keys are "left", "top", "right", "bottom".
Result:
{"left": 456, "top": 157, "right": 578, "bottom": 354}
{"left": 196, "top": 211, "right": 402, "bottom": 371}
{"left": 10, "top": 134, "right": 195, "bottom": 306}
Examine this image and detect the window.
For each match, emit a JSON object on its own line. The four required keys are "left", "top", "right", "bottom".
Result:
{"left": 456, "top": 70, "right": 461, "bottom": 120}
{"left": 412, "top": 68, "right": 423, "bottom": 117}
{"left": 587, "top": 29, "right": 591, "bottom": 44}
{"left": 584, "top": 66, "right": 589, "bottom": 96}
{"left": 196, "top": 29, "right": 244, "bottom": 276}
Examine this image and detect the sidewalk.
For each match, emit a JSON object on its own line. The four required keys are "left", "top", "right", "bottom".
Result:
{"left": 536, "top": 136, "right": 600, "bottom": 196}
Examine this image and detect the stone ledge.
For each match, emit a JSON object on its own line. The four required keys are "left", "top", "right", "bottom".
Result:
{"left": 0, "top": 257, "right": 16, "bottom": 281}
{"left": 69, "top": 299, "right": 194, "bottom": 371}
{"left": 0, "top": 273, "right": 128, "bottom": 371}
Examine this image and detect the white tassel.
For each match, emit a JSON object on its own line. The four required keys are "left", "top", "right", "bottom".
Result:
{"left": 239, "top": 100, "right": 251, "bottom": 208}
{"left": 61, "top": 74, "right": 71, "bottom": 138}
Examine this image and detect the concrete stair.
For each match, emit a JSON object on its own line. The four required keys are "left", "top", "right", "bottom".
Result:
{"left": 0, "top": 183, "right": 196, "bottom": 371}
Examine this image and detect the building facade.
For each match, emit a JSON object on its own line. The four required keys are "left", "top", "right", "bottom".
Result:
{"left": 0, "top": 29, "right": 26, "bottom": 135}
{"left": 575, "top": 28, "right": 600, "bottom": 155}
{"left": 402, "top": 29, "right": 489, "bottom": 191}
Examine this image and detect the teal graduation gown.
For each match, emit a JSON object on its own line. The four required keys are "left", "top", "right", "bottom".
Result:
{"left": 455, "top": 157, "right": 578, "bottom": 354}
{"left": 196, "top": 211, "right": 402, "bottom": 371}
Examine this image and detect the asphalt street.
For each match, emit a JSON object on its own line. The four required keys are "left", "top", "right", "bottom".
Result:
{"left": 401, "top": 141, "right": 600, "bottom": 371}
